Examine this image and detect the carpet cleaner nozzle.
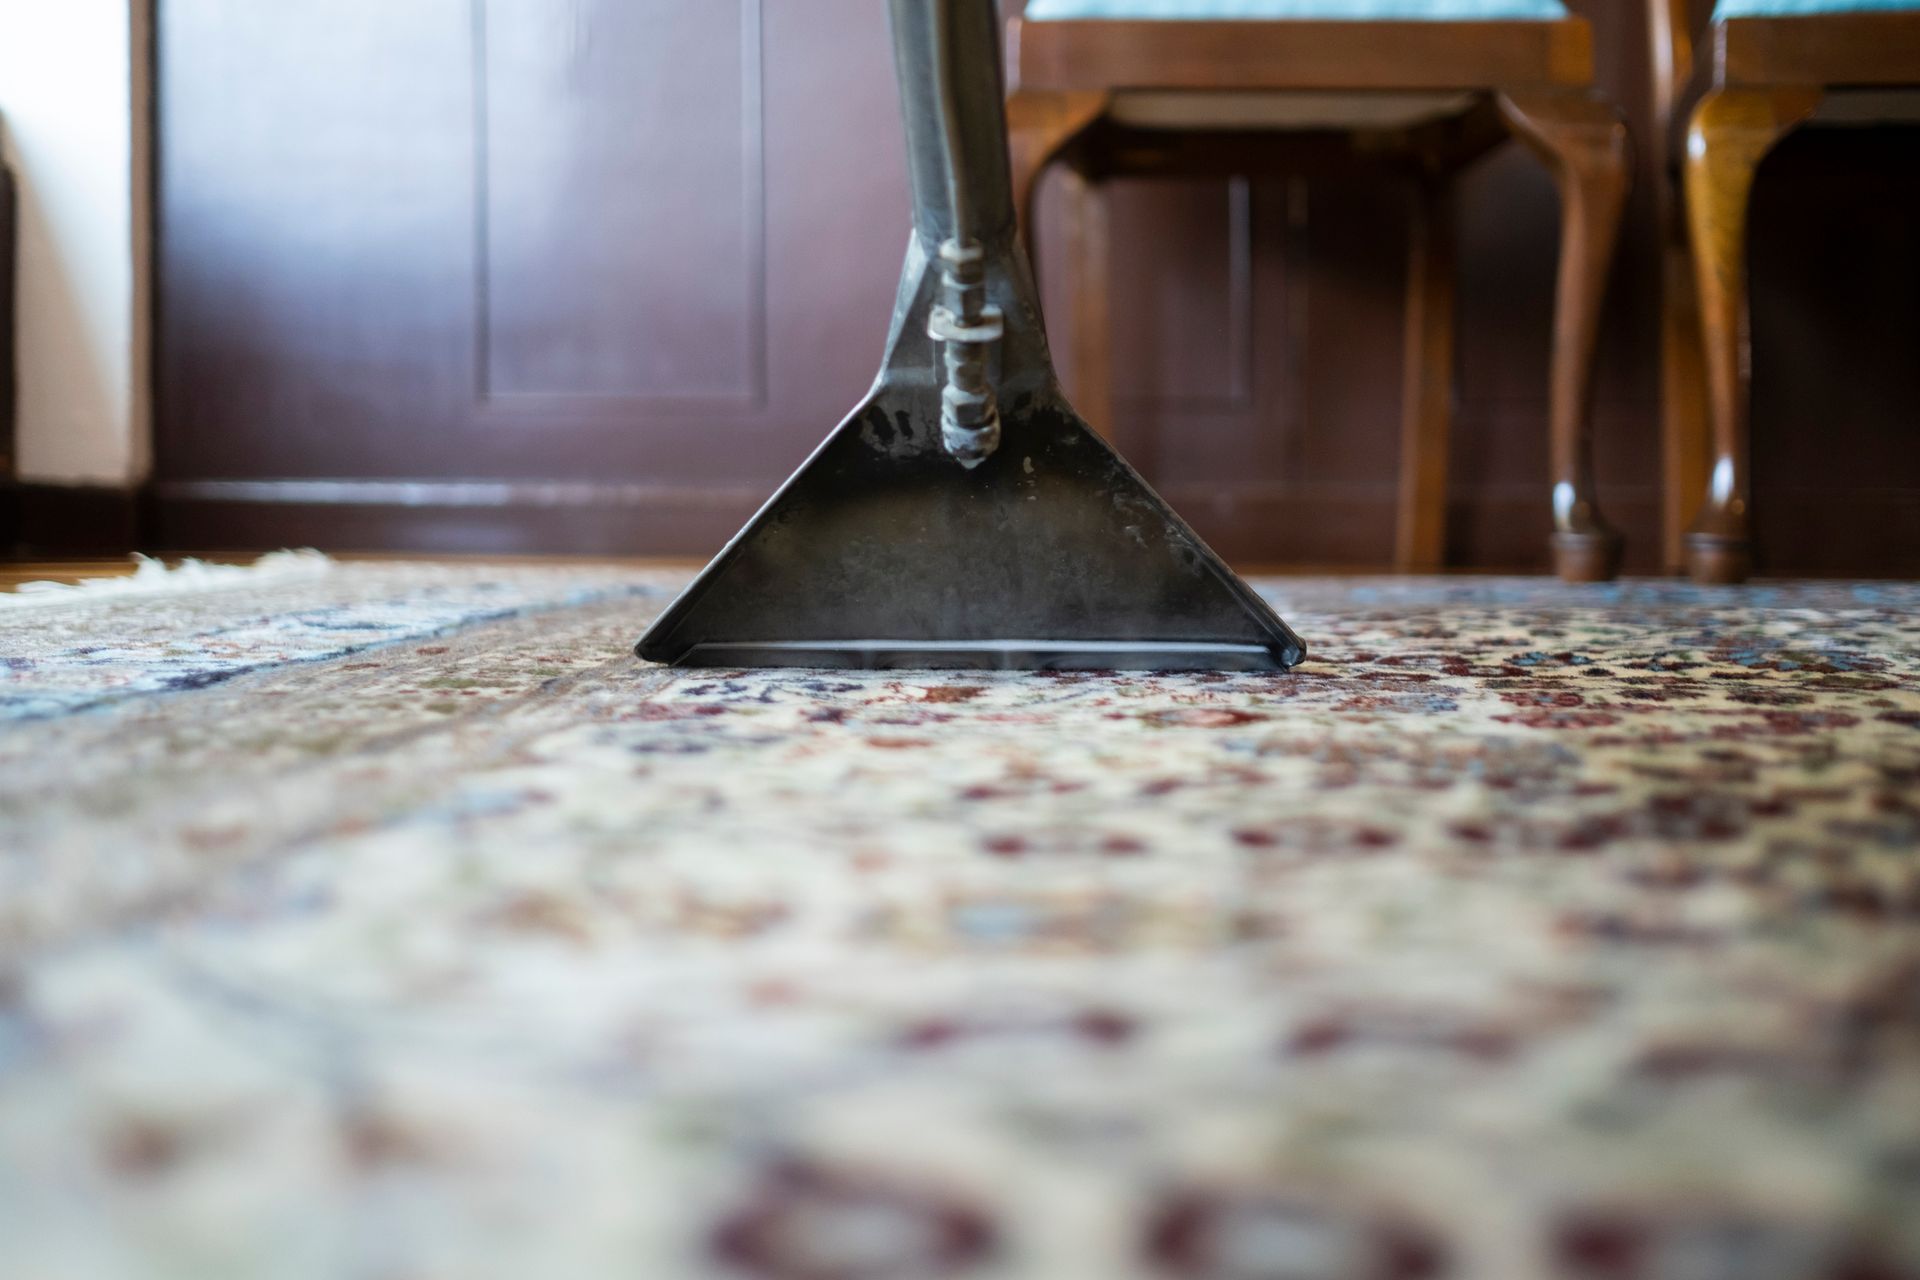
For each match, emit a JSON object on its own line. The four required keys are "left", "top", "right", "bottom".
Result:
{"left": 635, "top": 0, "right": 1306, "bottom": 672}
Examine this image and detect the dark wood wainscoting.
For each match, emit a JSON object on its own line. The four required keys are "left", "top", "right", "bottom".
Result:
{"left": 152, "top": 0, "right": 1920, "bottom": 573}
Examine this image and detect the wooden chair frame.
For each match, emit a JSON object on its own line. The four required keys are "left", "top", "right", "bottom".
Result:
{"left": 1653, "top": 0, "right": 1920, "bottom": 582}
{"left": 1006, "top": 14, "right": 1631, "bottom": 580}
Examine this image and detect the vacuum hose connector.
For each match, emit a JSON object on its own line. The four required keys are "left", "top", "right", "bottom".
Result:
{"left": 928, "top": 239, "right": 1003, "bottom": 467}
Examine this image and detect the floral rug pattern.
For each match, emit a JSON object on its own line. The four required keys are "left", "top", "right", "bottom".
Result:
{"left": 1, "top": 567, "right": 1918, "bottom": 1280}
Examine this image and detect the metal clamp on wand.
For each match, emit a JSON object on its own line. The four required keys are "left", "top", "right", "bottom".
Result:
{"left": 929, "top": 242, "right": 1003, "bottom": 467}
{"left": 926, "top": 0, "right": 1003, "bottom": 467}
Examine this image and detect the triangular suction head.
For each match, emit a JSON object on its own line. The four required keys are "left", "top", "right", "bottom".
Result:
{"left": 635, "top": 0, "right": 1306, "bottom": 672}
{"left": 636, "top": 400, "right": 1304, "bottom": 671}
{"left": 636, "top": 238, "right": 1306, "bottom": 673}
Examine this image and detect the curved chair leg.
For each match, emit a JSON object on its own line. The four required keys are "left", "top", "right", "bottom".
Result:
{"left": 1682, "top": 86, "right": 1821, "bottom": 584}
{"left": 1006, "top": 91, "right": 1108, "bottom": 283}
{"left": 1396, "top": 173, "right": 1457, "bottom": 573}
{"left": 1497, "top": 90, "right": 1631, "bottom": 583}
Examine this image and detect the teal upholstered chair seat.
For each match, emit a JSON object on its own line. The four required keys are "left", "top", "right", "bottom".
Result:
{"left": 1023, "top": 0, "right": 1568, "bottom": 18}
{"left": 1713, "top": 0, "right": 1918, "bottom": 16}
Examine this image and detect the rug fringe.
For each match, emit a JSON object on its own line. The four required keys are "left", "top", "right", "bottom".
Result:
{"left": 1, "top": 550, "right": 335, "bottom": 609}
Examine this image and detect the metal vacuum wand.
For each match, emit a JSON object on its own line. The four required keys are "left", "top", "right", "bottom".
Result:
{"left": 919, "top": 0, "right": 1004, "bottom": 467}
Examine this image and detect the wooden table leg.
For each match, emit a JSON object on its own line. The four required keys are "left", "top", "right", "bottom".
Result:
{"left": 1396, "top": 172, "right": 1457, "bottom": 574}
{"left": 1681, "top": 86, "right": 1822, "bottom": 584}
{"left": 1497, "top": 90, "right": 1631, "bottom": 583}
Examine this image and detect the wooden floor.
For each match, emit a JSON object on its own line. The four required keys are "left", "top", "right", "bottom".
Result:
{"left": 0, "top": 559, "right": 165, "bottom": 591}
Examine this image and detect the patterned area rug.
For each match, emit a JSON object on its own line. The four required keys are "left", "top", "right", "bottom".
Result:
{"left": 2, "top": 563, "right": 1918, "bottom": 1280}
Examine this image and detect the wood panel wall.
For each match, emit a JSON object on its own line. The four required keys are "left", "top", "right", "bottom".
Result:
{"left": 151, "top": 0, "right": 1920, "bottom": 574}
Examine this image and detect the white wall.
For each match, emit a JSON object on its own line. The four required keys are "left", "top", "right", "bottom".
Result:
{"left": 0, "top": 0, "right": 149, "bottom": 487}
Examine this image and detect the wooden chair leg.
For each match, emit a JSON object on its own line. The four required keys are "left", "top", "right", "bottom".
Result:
{"left": 1061, "top": 168, "right": 1115, "bottom": 442}
{"left": 1497, "top": 90, "right": 1631, "bottom": 583}
{"left": 1006, "top": 91, "right": 1109, "bottom": 283}
{"left": 1396, "top": 174, "right": 1457, "bottom": 573}
{"left": 1660, "top": 237, "right": 1711, "bottom": 575}
{"left": 1681, "top": 86, "right": 1821, "bottom": 584}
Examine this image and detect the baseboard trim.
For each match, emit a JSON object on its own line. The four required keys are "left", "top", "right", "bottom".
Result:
{"left": 148, "top": 479, "right": 766, "bottom": 558}
{"left": 3, "top": 483, "right": 145, "bottom": 557}
{"left": 90, "top": 475, "right": 1920, "bottom": 576}
{"left": 145, "top": 476, "right": 1667, "bottom": 570}
{"left": 152, "top": 478, "right": 770, "bottom": 510}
